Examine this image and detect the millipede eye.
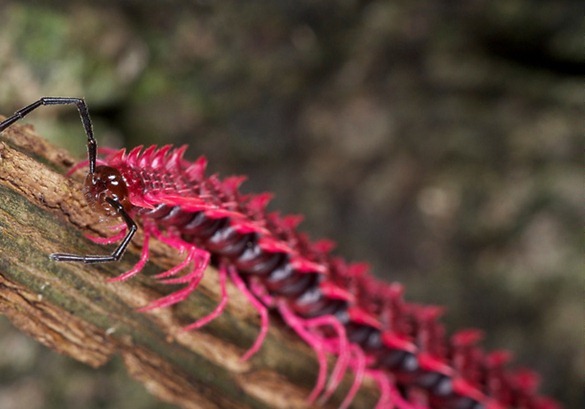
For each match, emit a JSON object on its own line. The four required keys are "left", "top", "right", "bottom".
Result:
{"left": 84, "top": 165, "right": 130, "bottom": 216}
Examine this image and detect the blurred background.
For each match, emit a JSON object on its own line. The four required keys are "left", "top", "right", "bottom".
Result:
{"left": 0, "top": 1, "right": 582, "bottom": 408}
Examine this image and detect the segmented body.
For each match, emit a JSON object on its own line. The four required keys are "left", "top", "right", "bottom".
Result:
{"left": 0, "top": 98, "right": 560, "bottom": 409}
{"left": 89, "top": 144, "right": 558, "bottom": 409}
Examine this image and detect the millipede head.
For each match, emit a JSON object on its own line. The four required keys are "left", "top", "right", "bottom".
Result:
{"left": 84, "top": 165, "right": 131, "bottom": 216}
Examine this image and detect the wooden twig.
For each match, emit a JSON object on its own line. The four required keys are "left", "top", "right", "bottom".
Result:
{"left": 0, "top": 121, "right": 378, "bottom": 409}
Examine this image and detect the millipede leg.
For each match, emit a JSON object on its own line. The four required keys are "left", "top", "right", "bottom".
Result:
{"left": 339, "top": 344, "right": 366, "bottom": 409}
{"left": 183, "top": 264, "right": 229, "bottom": 331}
{"left": 228, "top": 267, "right": 270, "bottom": 361}
{"left": 305, "top": 315, "right": 350, "bottom": 404}
{"left": 278, "top": 302, "right": 329, "bottom": 403}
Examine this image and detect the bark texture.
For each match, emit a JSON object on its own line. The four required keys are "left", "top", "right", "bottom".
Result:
{"left": 0, "top": 121, "right": 378, "bottom": 409}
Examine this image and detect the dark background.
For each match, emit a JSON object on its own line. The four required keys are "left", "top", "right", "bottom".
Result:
{"left": 0, "top": 1, "right": 582, "bottom": 408}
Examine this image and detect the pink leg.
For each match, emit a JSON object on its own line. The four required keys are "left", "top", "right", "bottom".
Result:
{"left": 371, "top": 371, "right": 418, "bottom": 409}
{"left": 339, "top": 344, "right": 366, "bottom": 409}
{"left": 182, "top": 264, "right": 229, "bottom": 331}
{"left": 66, "top": 158, "right": 107, "bottom": 176}
{"left": 248, "top": 278, "right": 275, "bottom": 307}
{"left": 228, "top": 268, "right": 269, "bottom": 361}
{"left": 278, "top": 302, "right": 328, "bottom": 403}
{"left": 137, "top": 246, "right": 207, "bottom": 311}
{"left": 305, "top": 316, "right": 350, "bottom": 403}
{"left": 369, "top": 370, "right": 393, "bottom": 409}
{"left": 151, "top": 229, "right": 191, "bottom": 252}
{"left": 108, "top": 230, "right": 150, "bottom": 282}
{"left": 66, "top": 160, "right": 89, "bottom": 176}
{"left": 154, "top": 252, "right": 196, "bottom": 282}
{"left": 137, "top": 274, "right": 202, "bottom": 312}
{"left": 147, "top": 231, "right": 210, "bottom": 283}
{"left": 67, "top": 158, "right": 111, "bottom": 176}
{"left": 154, "top": 248, "right": 209, "bottom": 284}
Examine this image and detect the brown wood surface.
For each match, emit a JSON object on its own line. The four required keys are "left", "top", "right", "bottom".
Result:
{"left": 0, "top": 120, "right": 378, "bottom": 409}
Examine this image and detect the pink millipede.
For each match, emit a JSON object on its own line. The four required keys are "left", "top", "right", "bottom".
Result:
{"left": 0, "top": 97, "right": 560, "bottom": 409}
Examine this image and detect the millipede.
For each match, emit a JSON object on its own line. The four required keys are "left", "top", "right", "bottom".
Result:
{"left": 0, "top": 97, "right": 560, "bottom": 409}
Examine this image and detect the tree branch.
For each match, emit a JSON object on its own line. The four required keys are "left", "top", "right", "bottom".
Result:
{"left": 0, "top": 121, "right": 378, "bottom": 409}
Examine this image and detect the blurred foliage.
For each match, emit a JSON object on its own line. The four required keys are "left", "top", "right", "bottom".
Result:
{"left": 0, "top": 1, "right": 582, "bottom": 408}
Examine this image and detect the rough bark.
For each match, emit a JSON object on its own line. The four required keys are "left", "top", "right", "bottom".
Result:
{"left": 0, "top": 121, "right": 378, "bottom": 409}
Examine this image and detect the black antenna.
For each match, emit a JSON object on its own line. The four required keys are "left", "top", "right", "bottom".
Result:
{"left": 0, "top": 97, "right": 97, "bottom": 173}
